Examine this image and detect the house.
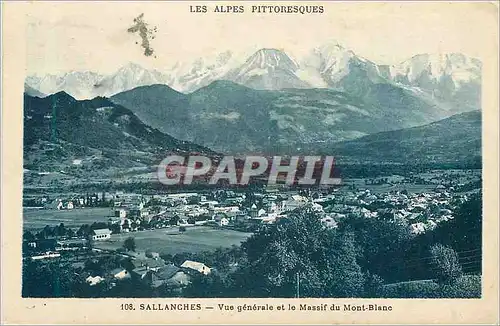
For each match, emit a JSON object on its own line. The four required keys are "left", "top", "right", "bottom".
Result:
{"left": 66, "top": 201, "right": 74, "bottom": 210}
{"left": 265, "top": 202, "right": 279, "bottom": 213}
{"left": 435, "top": 184, "right": 446, "bottom": 192}
{"left": 55, "top": 238, "right": 87, "bottom": 251}
{"left": 311, "top": 203, "right": 324, "bottom": 212}
{"left": 235, "top": 214, "right": 250, "bottom": 224}
{"left": 145, "top": 251, "right": 160, "bottom": 259}
{"left": 258, "top": 214, "right": 277, "bottom": 224}
{"left": 31, "top": 251, "right": 61, "bottom": 260}
{"left": 115, "top": 208, "right": 127, "bottom": 218}
{"left": 281, "top": 196, "right": 308, "bottom": 212}
{"left": 91, "top": 228, "right": 111, "bottom": 241}
{"left": 131, "top": 257, "right": 165, "bottom": 272}
{"left": 166, "top": 271, "right": 191, "bottom": 288}
{"left": 249, "top": 206, "right": 259, "bottom": 218}
{"left": 131, "top": 267, "right": 151, "bottom": 281}
{"left": 218, "top": 217, "right": 230, "bottom": 226}
{"left": 151, "top": 264, "right": 179, "bottom": 288}
{"left": 410, "top": 222, "right": 426, "bottom": 235}
{"left": 151, "top": 264, "right": 190, "bottom": 288}
{"left": 213, "top": 213, "right": 229, "bottom": 225}
{"left": 109, "top": 268, "right": 130, "bottom": 280}
{"left": 321, "top": 217, "right": 338, "bottom": 229}
{"left": 24, "top": 238, "right": 57, "bottom": 252}
{"left": 86, "top": 275, "right": 104, "bottom": 286}
{"left": 181, "top": 260, "right": 211, "bottom": 275}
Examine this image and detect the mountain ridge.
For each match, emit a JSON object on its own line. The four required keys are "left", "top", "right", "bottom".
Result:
{"left": 25, "top": 43, "right": 482, "bottom": 115}
{"left": 111, "top": 79, "right": 450, "bottom": 154}
{"left": 23, "top": 92, "right": 216, "bottom": 174}
{"left": 326, "top": 110, "right": 481, "bottom": 164}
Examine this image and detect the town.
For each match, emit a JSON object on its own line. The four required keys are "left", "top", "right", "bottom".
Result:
{"left": 22, "top": 169, "right": 481, "bottom": 298}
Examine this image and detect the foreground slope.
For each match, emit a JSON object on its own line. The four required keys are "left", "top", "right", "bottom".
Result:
{"left": 23, "top": 92, "right": 214, "bottom": 173}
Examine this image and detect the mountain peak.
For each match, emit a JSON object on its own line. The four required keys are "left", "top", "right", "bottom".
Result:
{"left": 50, "top": 91, "right": 76, "bottom": 101}
{"left": 122, "top": 62, "right": 147, "bottom": 70}
{"left": 93, "top": 62, "right": 171, "bottom": 97}
{"left": 255, "top": 48, "right": 287, "bottom": 54}
{"left": 297, "top": 40, "right": 372, "bottom": 88}
{"left": 120, "top": 83, "right": 183, "bottom": 95}
{"left": 114, "top": 62, "right": 152, "bottom": 75}
{"left": 389, "top": 52, "right": 482, "bottom": 89}
{"left": 200, "top": 79, "right": 251, "bottom": 92}
{"left": 245, "top": 48, "right": 298, "bottom": 70}
{"left": 226, "top": 48, "right": 309, "bottom": 90}
{"left": 24, "top": 83, "right": 46, "bottom": 98}
{"left": 316, "top": 40, "right": 347, "bottom": 51}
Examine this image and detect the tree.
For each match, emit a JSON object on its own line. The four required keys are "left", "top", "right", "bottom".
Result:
{"left": 324, "top": 232, "right": 365, "bottom": 297}
{"left": 123, "top": 237, "right": 136, "bottom": 252}
{"left": 91, "top": 222, "right": 108, "bottom": 231}
{"left": 84, "top": 259, "right": 103, "bottom": 275}
{"left": 140, "top": 220, "right": 150, "bottom": 230}
{"left": 430, "top": 243, "right": 462, "bottom": 283}
{"left": 439, "top": 275, "right": 481, "bottom": 298}
{"left": 54, "top": 223, "right": 67, "bottom": 238}
{"left": 236, "top": 208, "right": 365, "bottom": 298}
{"left": 77, "top": 224, "right": 91, "bottom": 238}
{"left": 363, "top": 272, "right": 385, "bottom": 298}
{"left": 337, "top": 214, "right": 413, "bottom": 282}
{"left": 41, "top": 225, "right": 54, "bottom": 238}
{"left": 66, "top": 228, "right": 75, "bottom": 238}
{"left": 170, "top": 215, "right": 180, "bottom": 226}
{"left": 183, "top": 271, "right": 227, "bottom": 298}
{"left": 122, "top": 219, "right": 130, "bottom": 231}
{"left": 23, "top": 230, "right": 36, "bottom": 241}
{"left": 432, "top": 192, "right": 482, "bottom": 253}
{"left": 110, "top": 223, "right": 121, "bottom": 234}
{"left": 22, "top": 260, "right": 77, "bottom": 297}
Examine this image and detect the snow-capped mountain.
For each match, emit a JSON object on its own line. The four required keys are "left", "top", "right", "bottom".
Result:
{"left": 24, "top": 83, "right": 46, "bottom": 98}
{"left": 225, "top": 48, "right": 310, "bottom": 90}
{"left": 25, "top": 42, "right": 482, "bottom": 114}
{"left": 166, "top": 51, "right": 241, "bottom": 93}
{"left": 25, "top": 71, "right": 103, "bottom": 100}
{"left": 381, "top": 53, "right": 482, "bottom": 112}
{"left": 296, "top": 42, "right": 381, "bottom": 87}
{"left": 386, "top": 53, "right": 481, "bottom": 86}
{"left": 25, "top": 64, "right": 171, "bottom": 99}
{"left": 93, "top": 62, "right": 172, "bottom": 97}
{"left": 380, "top": 53, "right": 482, "bottom": 112}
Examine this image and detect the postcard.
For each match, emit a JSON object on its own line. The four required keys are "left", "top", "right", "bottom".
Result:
{"left": 1, "top": 1, "right": 499, "bottom": 324}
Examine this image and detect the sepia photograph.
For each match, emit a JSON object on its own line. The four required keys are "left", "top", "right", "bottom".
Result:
{"left": 1, "top": 1, "right": 499, "bottom": 324}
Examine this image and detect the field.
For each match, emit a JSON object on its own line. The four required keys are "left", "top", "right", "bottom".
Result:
{"left": 340, "top": 178, "right": 436, "bottom": 194}
{"left": 23, "top": 207, "right": 113, "bottom": 230}
{"left": 93, "top": 226, "right": 252, "bottom": 255}
{"left": 340, "top": 169, "right": 482, "bottom": 194}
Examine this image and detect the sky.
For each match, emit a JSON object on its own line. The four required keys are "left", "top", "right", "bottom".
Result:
{"left": 24, "top": 1, "right": 498, "bottom": 76}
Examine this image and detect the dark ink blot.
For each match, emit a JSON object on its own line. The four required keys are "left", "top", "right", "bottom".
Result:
{"left": 127, "top": 13, "right": 157, "bottom": 57}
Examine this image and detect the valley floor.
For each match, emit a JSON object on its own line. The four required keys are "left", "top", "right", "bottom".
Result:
{"left": 92, "top": 226, "right": 252, "bottom": 256}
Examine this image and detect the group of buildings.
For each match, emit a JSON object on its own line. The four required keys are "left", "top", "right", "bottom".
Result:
{"left": 83, "top": 251, "right": 211, "bottom": 292}
{"left": 28, "top": 183, "right": 467, "bottom": 244}
{"left": 23, "top": 177, "right": 475, "bottom": 295}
